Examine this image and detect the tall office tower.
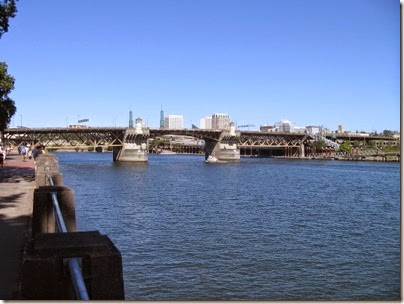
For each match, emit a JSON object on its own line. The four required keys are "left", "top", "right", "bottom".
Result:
{"left": 129, "top": 110, "right": 134, "bottom": 128}
{"left": 160, "top": 106, "right": 164, "bottom": 129}
{"left": 200, "top": 116, "right": 212, "bottom": 129}
{"left": 212, "top": 113, "right": 230, "bottom": 130}
{"left": 164, "top": 115, "right": 184, "bottom": 129}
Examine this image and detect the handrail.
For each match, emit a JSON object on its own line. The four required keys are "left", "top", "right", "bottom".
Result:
{"left": 48, "top": 176, "right": 90, "bottom": 300}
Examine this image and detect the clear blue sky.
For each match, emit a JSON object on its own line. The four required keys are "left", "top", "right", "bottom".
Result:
{"left": 1, "top": 0, "right": 400, "bottom": 132}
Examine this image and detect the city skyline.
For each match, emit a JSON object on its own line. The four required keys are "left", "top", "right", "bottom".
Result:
{"left": 1, "top": 0, "right": 400, "bottom": 133}
{"left": 157, "top": 110, "right": 397, "bottom": 134}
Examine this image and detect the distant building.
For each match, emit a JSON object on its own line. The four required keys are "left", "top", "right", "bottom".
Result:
{"left": 129, "top": 110, "right": 134, "bottom": 128}
{"left": 293, "top": 126, "right": 306, "bottom": 133}
{"left": 306, "top": 126, "right": 320, "bottom": 136}
{"left": 164, "top": 115, "right": 184, "bottom": 129}
{"left": 200, "top": 116, "right": 212, "bottom": 129}
{"left": 338, "top": 125, "right": 345, "bottom": 134}
{"left": 160, "top": 106, "right": 164, "bottom": 129}
{"left": 260, "top": 124, "right": 276, "bottom": 132}
{"left": 275, "top": 120, "right": 293, "bottom": 132}
{"left": 212, "top": 113, "right": 230, "bottom": 130}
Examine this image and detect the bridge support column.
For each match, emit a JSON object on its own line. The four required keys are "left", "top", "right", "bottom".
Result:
{"left": 205, "top": 141, "right": 241, "bottom": 161}
{"left": 115, "top": 118, "right": 149, "bottom": 162}
{"left": 204, "top": 125, "right": 240, "bottom": 162}
{"left": 299, "top": 143, "right": 305, "bottom": 158}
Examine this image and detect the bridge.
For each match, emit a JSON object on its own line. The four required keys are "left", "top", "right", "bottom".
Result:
{"left": 4, "top": 122, "right": 398, "bottom": 162}
{"left": 3, "top": 123, "right": 311, "bottom": 162}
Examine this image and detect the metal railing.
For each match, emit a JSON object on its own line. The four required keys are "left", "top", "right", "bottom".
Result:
{"left": 48, "top": 176, "right": 90, "bottom": 300}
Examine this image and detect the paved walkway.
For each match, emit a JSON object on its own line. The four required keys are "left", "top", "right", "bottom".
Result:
{"left": 0, "top": 152, "right": 35, "bottom": 300}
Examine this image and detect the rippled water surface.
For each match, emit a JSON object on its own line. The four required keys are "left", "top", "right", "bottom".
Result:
{"left": 56, "top": 152, "right": 400, "bottom": 300}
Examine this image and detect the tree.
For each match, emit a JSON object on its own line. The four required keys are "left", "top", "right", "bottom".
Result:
{"left": 0, "top": 0, "right": 17, "bottom": 135}
{"left": 0, "top": 62, "right": 15, "bottom": 132}
{"left": 339, "top": 141, "right": 352, "bottom": 153}
{"left": 0, "top": 0, "right": 17, "bottom": 38}
{"left": 315, "top": 140, "right": 326, "bottom": 151}
{"left": 382, "top": 130, "right": 394, "bottom": 137}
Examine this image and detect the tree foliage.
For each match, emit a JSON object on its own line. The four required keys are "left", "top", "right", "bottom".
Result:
{"left": 382, "top": 130, "right": 395, "bottom": 137}
{"left": 0, "top": 0, "right": 17, "bottom": 133}
{"left": 0, "top": 62, "right": 16, "bottom": 131}
{"left": 339, "top": 141, "right": 352, "bottom": 153}
{"left": 0, "top": 0, "right": 16, "bottom": 38}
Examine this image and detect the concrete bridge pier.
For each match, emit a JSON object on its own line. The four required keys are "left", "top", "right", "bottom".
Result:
{"left": 114, "top": 118, "right": 150, "bottom": 162}
{"left": 204, "top": 123, "right": 240, "bottom": 162}
{"left": 300, "top": 143, "right": 305, "bottom": 158}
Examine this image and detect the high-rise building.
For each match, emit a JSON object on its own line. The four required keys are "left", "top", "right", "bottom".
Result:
{"left": 164, "top": 115, "right": 184, "bottom": 129}
{"left": 212, "top": 113, "right": 230, "bottom": 130}
{"left": 200, "top": 116, "right": 212, "bottom": 129}
{"left": 338, "top": 125, "right": 345, "bottom": 134}
{"left": 160, "top": 106, "right": 164, "bottom": 129}
{"left": 129, "top": 110, "right": 134, "bottom": 128}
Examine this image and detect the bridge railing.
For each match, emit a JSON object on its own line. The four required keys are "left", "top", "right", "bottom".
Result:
{"left": 48, "top": 175, "right": 89, "bottom": 300}
{"left": 19, "top": 154, "right": 125, "bottom": 300}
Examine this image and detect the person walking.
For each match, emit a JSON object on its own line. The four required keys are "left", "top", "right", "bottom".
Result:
{"left": 20, "top": 145, "right": 27, "bottom": 161}
{"left": 0, "top": 148, "right": 4, "bottom": 168}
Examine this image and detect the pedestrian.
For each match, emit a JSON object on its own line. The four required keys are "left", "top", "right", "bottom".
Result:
{"left": 32, "top": 147, "right": 39, "bottom": 160}
{"left": 20, "top": 145, "right": 27, "bottom": 161}
{"left": 39, "top": 145, "right": 46, "bottom": 154}
{"left": 27, "top": 148, "right": 33, "bottom": 160}
{"left": 0, "top": 149, "right": 4, "bottom": 168}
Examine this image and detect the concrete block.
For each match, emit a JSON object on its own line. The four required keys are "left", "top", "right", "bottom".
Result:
{"left": 20, "top": 232, "right": 125, "bottom": 300}
{"left": 32, "top": 186, "right": 76, "bottom": 237}
{"left": 36, "top": 172, "right": 63, "bottom": 188}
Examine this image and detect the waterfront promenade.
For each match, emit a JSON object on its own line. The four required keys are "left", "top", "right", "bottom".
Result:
{"left": 0, "top": 152, "right": 35, "bottom": 299}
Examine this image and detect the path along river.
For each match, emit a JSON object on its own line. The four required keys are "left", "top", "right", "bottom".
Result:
{"left": 55, "top": 152, "right": 400, "bottom": 300}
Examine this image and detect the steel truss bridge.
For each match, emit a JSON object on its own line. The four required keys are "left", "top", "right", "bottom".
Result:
{"left": 3, "top": 127, "right": 310, "bottom": 153}
{"left": 3, "top": 127, "right": 397, "bottom": 157}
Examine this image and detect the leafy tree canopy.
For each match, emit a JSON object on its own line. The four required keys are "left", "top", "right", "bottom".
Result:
{"left": 382, "top": 130, "right": 395, "bottom": 137}
{"left": 0, "top": 61, "right": 16, "bottom": 131}
{"left": 0, "top": 0, "right": 17, "bottom": 133}
{"left": 0, "top": 0, "right": 16, "bottom": 37}
{"left": 339, "top": 141, "right": 352, "bottom": 153}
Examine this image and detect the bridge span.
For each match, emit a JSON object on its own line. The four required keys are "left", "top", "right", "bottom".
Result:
{"left": 3, "top": 125, "right": 311, "bottom": 162}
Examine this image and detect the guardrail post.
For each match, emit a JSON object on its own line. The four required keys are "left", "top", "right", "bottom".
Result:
{"left": 32, "top": 185, "right": 76, "bottom": 237}
{"left": 35, "top": 154, "right": 63, "bottom": 187}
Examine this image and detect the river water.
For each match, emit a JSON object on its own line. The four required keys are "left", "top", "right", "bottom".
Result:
{"left": 55, "top": 152, "right": 400, "bottom": 300}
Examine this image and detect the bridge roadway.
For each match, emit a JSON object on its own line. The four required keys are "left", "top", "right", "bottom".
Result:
{"left": 3, "top": 127, "right": 397, "bottom": 162}
{"left": 3, "top": 127, "right": 310, "bottom": 160}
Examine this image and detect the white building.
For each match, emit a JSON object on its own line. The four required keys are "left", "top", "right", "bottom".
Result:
{"left": 306, "top": 126, "right": 320, "bottom": 136}
{"left": 293, "top": 126, "right": 307, "bottom": 134}
{"left": 275, "top": 120, "right": 293, "bottom": 133}
{"left": 212, "top": 113, "right": 230, "bottom": 130}
{"left": 200, "top": 116, "right": 212, "bottom": 129}
{"left": 260, "top": 124, "right": 276, "bottom": 132}
{"left": 164, "top": 115, "right": 184, "bottom": 129}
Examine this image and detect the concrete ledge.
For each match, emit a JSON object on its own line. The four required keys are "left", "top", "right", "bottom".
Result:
{"left": 20, "top": 231, "right": 125, "bottom": 300}
{"left": 32, "top": 185, "right": 76, "bottom": 237}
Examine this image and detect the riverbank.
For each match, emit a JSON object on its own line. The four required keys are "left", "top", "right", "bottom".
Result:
{"left": 0, "top": 152, "right": 35, "bottom": 299}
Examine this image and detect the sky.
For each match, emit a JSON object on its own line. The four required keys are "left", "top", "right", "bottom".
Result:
{"left": 0, "top": 0, "right": 400, "bottom": 132}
